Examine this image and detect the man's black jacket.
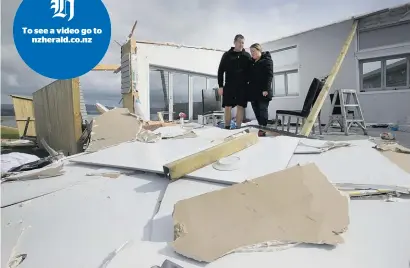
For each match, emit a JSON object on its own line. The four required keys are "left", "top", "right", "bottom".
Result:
{"left": 217, "top": 47, "right": 251, "bottom": 92}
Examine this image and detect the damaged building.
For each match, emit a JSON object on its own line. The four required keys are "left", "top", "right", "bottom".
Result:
{"left": 138, "top": 4, "right": 410, "bottom": 125}
{"left": 1, "top": 3, "right": 410, "bottom": 268}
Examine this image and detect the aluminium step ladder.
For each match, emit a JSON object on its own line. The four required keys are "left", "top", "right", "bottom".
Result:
{"left": 324, "top": 89, "right": 367, "bottom": 135}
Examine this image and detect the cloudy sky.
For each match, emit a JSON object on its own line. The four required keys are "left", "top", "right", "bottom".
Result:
{"left": 1, "top": 0, "right": 409, "bottom": 106}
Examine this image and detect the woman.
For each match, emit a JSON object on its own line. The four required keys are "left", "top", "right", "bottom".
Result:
{"left": 248, "top": 43, "right": 273, "bottom": 137}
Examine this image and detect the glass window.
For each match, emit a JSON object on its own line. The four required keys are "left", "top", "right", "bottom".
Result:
{"left": 192, "top": 75, "right": 207, "bottom": 120}
{"left": 362, "top": 61, "right": 381, "bottom": 89}
{"left": 149, "top": 68, "right": 169, "bottom": 120}
{"left": 386, "top": 58, "right": 408, "bottom": 88}
{"left": 172, "top": 72, "right": 189, "bottom": 119}
{"left": 271, "top": 47, "right": 298, "bottom": 67}
{"left": 274, "top": 74, "right": 286, "bottom": 96}
{"left": 287, "top": 72, "right": 299, "bottom": 95}
{"left": 207, "top": 77, "right": 218, "bottom": 90}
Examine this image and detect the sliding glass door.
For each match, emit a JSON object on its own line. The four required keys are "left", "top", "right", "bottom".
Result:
{"left": 149, "top": 66, "right": 218, "bottom": 121}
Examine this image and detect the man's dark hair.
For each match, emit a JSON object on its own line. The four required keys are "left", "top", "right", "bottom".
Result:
{"left": 234, "top": 34, "right": 245, "bottom": 42}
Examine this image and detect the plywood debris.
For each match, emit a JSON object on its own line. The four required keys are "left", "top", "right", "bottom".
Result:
{"left": 143, "top": 121, "right": 177, "bottom": 132}
{"left": 373, "top": 142, "right": 410, "bottom": 173}
{"left": 373, "top": 142, "right": 410, "bottom": 154}
{"left": 164, "top": 132, "right": 259, "bottom": 181}
{"left": 87, "top": 108, "right": 143, "bottom": 152}
{"left": 381, "top": 151, "right": 410, "bottom": 174}
{"left": 172, "top": 163, "right": 350, "bottom": 262}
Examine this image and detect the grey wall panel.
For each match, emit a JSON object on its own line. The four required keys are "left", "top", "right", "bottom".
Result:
{"left": 358, "top": 4, "right": 410, "bottom": 30}
{"left": 359, "top": 22, "right": 410, "bottom": 50}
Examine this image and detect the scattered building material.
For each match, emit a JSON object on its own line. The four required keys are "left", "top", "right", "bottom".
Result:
{"left": 163, "top": 132, "right": 258, "bottom": 181}
{"left": 71, "top": 128, "right": 248, "bottom": 175}
{"left": 294, "top": 140, "right": 351, "bottom": 154}
{"left": 288, "top": 139, "right": 410, "bottom": 187}
{"left": 33, "top": 78, "right": 83, "bottom": 155}
{"left": 96, "top": 103, "right": 110, "bottom": 114}
{"left": 86, "top": 171, "right": 123, "bottom": 179}
{"left": 187, "top": 136, "right": 300, "bottom": 185}
{"left": 1, "top": 139, "right": 36, "bottom": 148}
{"left": 144, "top": 121, "right": 177, "bottom": 132}
{"left": 153, "top": 126, "right": 197, "bottom": 139}
{"left": 2, "top": 160, "right": 65, "bottom": 182}
{"left": 372, "top": 141, "right": 410, "bottom": 173}
{"left": 157, "top": 112, "right": 165, "bottom": 123}
{"left": 136, "top": 128, "right": 162, "bottom": 143}
{"left": 0, "top": 168, "right": 168, "bottom": 268}
{"left": 380, "top": 132, "right": 395, "bottom": 141}
{"left": 172, "top": 163, "right": 350, "bottom": 262}
{"left": 373, "top": 142, "right": 410, "bottom": 154}
{"left": 300, "top": 20, "right": 358, "bottom": 136}
{"left": 92, "top": 64, "right": 121, "bottom": 71}
{"left": 1, "top": 152, "right": 39, "bottom": 174}
{"left": 39, "top": 139, "right": 63, "bottom": 160}
{"left": 86, "top": 108, "right": 144, "bottom": 152}
{"left": 381, "top": 151, "right": 410, "bottom": 174}
{"left": 10, "top": 94, "right": 36, "bottom": 137}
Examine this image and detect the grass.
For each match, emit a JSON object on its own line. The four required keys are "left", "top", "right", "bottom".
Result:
{"left": 1, "top": 125, "right": 20, "bottom": 139}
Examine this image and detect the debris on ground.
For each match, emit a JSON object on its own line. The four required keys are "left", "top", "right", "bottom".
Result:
{"left": 86, "top": 108, "right": 144, "bottom": 152}
{"left": 172, "top": 163, "right": 350, "bottom": 262}
{"left": 2, "top": 160, "right": 65, "bottom": 182}
{"left": 1, "top": 152, "right": 40, "bottom": 174}
{"left": 380, "top": 132, "right": 395, "bottom": 141}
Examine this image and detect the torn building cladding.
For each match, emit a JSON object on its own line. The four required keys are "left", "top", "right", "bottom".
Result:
{"left": 2, "top": 106, "right": 410, "bottom": 267}
{"left": 2, "top": 4, "right": 410, "bottom": 268}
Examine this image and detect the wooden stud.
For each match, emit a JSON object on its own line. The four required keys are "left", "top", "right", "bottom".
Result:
{"left": 163, "top": 132, "right": 259, "bottom": 181}
{"left": 157, "top": 112, "right": 165, "bottom": 123}
{"left": 300, "top": 20, "right": 358, "bottom": 137}
{"left": 71, "top": 78, "right": 83, "bottom": 153}
{"left": 92, "top": 64, "right": 121, "bottom": 71}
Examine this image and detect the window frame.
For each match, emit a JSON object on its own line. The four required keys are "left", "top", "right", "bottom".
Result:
{"left": 148, "top": 65, "right": 218, "bottom": 121}
{"left": 359, "top": 54, "right": 410, "bottom": 92}
{"left": 272, "top": 69, "right": 299, "bottom": 97}
{"left": 269, "top": 45, "right": 300, "bottom": 97}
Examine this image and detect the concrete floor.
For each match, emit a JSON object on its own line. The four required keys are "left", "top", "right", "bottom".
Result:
{"left": 254, "top": 122, "right": 410, "bottom": 149}
{"left": 319, "top": 126, "right": 410, "bottom": 148}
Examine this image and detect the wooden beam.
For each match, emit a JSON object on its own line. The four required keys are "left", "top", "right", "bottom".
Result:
{"left": 157, "top": 112, "right": 164, "bottom": 123}
{"left": 92, "top": 64, "right": 121, "bottom": 71}
{"left": 71, "top": 78, "right": 83, "bottom": 152}
{"left": 300, "top": 20, "right": 358, "bottom": 137}
{"left": 10, "top": 94, "right": 33, "bottom": 101}
{"left": 121, "top": 37, "right": 137, "bottom": 113}
{"left": 163, "top": 132, "right": 259, "bottom": 181}
{"left": 15, "top": 118, "right": 35, "bottom": 121}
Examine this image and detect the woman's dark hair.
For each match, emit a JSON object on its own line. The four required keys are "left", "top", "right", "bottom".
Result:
{"left": 250, "top": 43, "right": 262, "bottom": 52}
{"left": 234, "top": 34, "right": 245, "bottom": 42}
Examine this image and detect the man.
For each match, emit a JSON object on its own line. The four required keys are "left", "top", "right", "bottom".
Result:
{"left": 217, "top": 34, "right": 251, "bottom": 129}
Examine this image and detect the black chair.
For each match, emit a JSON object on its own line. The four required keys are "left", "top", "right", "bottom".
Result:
{"left": 201, "top": 88, "right": 224, "bottom": 125}
{"left": 275, "top": 78, "right": 324, "bottom": 135}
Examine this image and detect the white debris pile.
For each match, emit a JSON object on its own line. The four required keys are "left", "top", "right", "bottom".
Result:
{"left": 1, "top": 126, "right": 410, "bottom": 268}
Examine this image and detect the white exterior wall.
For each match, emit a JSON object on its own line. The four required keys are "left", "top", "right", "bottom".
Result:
{"left": 136, "top": 44, "right": 224, "bottom": 118}
{"left": 257, "top": 19, "right": 358, "bottom": 124}
{"left": 137, "top": 14, "right": 410, "bottom": 124}
{"left": 259, "top": 17, "right": 410, "bottom": 125}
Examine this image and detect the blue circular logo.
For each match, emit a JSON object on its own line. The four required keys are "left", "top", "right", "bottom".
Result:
{"left": 13, "top": 0, "right": 111, "bottom": 80}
